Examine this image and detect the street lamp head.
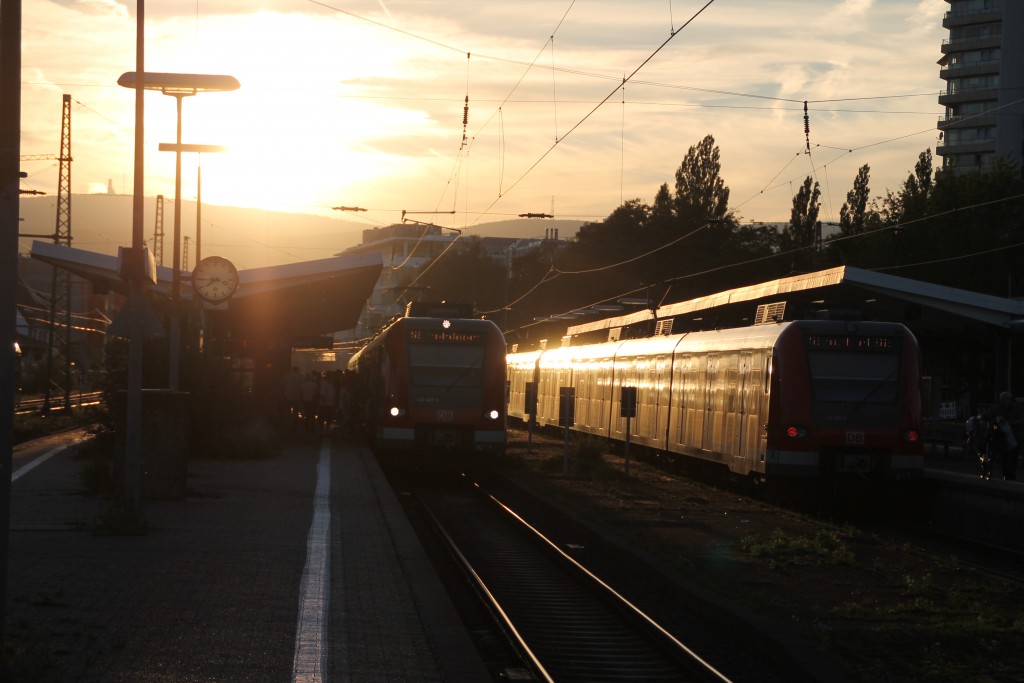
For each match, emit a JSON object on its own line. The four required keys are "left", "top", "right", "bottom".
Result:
{"left": 117, "top": 72, "right": 240, "bottom": 95}
{"left": 158, "top": 143, "right": 228, "bottom": 154}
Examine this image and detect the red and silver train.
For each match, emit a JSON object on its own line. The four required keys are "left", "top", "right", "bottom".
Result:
{"left": 507, "top": 320, "right": 925, "bottom": 482}
{"left": 348, "top": 309, "right": 507, "bottom": 460}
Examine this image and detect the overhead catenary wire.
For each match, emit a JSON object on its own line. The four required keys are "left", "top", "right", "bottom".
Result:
{"left": 28, "top": 6, "right": 955, "bottom": 230}
{"left": 499, "top": 193, "right": 1024, "bottom": 337}
{"left": 383, "top": 0, "right": 720, "bottom": 325}
{"left": 377, "top": 0, "right": 584, "bottom": 316}
{"left": 467, "top": 0, "right": 719, "bottom": 228}
{"left": 28, "top": 3, "right": 974, "bottom": 290}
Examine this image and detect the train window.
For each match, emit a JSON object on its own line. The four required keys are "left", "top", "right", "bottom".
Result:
{"left": 807, "top": 351, "right": 899, "bottom": 403}
{"left": 408, "top": 346, "right": 485, "bottom": 388}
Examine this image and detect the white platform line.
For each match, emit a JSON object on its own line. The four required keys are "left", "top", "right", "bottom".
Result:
{"left": 11, "top": 445, "right": 67, "bottom": 482}
{"left": 292, "top": 439, "right": 332, "bottom": 683}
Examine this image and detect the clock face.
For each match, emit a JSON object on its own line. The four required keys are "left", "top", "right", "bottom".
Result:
{"left": 192, "top": 255, "right": 239, "bottom": 302}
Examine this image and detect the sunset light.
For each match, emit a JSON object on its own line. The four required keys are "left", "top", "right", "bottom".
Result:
{"left": 18, "top": 1, "right": 948, "bottom": 268}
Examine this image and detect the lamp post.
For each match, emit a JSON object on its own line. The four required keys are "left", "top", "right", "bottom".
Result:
{"left": 157, "top": 143, "right": 226, "bottom": 266}
{"left": 117, "top": 72, "right": 238, "bottom": 390}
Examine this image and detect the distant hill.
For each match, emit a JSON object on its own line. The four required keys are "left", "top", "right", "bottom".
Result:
{"left": 17, "top": 195, "right": 586, "bottom": 269}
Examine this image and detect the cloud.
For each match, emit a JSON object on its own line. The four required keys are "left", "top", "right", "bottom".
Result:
{"left": 826, "top": 0, "right": 874, "bottom": 27}
{"left": 46, "top": 0, "right": 127, "bottom": 17}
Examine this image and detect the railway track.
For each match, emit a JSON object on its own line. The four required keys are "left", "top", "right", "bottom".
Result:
{"left": 410, "top": 478, "right": 733, "bottom": 683}
{"left": 16, "top": 390, "right": 103, "bottom": 415}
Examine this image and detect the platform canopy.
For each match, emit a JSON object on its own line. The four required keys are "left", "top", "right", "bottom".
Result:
{"left": 30, "top": 241, "right": 383, "bottom": 341}
{"left": 565, "top": 265, "right": 1024, "bottom": 343}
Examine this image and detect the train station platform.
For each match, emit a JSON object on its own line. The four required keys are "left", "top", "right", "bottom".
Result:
{"left": 5, "top": 430, "right": 490, "bottom": 682}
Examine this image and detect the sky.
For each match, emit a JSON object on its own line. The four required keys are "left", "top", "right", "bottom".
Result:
{"left": 18, "top": 0, "right": 947, "bottom": 260}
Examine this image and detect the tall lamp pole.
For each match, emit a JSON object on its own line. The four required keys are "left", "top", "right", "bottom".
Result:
{"left": 157, "top": 143, "right": 226, "bottom": 268}
{"left": 117, "top": 72, "right": 238, "bottom": 391}
{"left": 1, "top": 0, "right": 24, "bottom": 654}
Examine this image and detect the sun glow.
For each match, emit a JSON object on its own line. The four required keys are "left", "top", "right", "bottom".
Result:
{"left": 141, "top": 10, "right": 446, "bottom": 215}
{"left": 20, "top": 0, "right": 949, "bottom": 243}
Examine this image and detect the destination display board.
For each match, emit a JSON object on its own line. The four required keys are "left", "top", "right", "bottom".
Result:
{"left": 804, "top": 334, "right": 899, "bottom": 352}
{"left": 407, "top": 328, "right": 484, "bottom": 345}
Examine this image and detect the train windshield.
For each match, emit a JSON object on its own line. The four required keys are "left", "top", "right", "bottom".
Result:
{"left": 806, "top": 351, "right": 900, "bottom": 404}
{"left": 407, "top": 344, "right": 485, "bottom": 389}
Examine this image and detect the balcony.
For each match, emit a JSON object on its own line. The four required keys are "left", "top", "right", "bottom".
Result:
{"left": 936, "top": 137, "right": 996, "bottom": 155}
{"left": 939, "top": 57, "right": 1001, "bottom": 74}
{"left": 938, "top": 113, "right": 997, "bottom": 129}
{"left": 940, "top": 34, "right": 1002, "bottom": 54}
{"left": 938, "top": 86, "right": 999, "bottom": 106}
{"left": 943, "top": 7, "right": 1002, "bottom": 29}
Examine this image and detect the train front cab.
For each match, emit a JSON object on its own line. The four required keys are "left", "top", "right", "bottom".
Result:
{"left": 763, "top": 321, "right": 924, "bottom": 483}
{"left": 358, "top": 317, "right": 507, "bottom": 463}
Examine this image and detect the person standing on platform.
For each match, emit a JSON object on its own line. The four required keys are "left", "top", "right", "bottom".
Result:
{"left": 988, "top": 391, "right": 1021, "bottom": 480}
{"left": 280, "top": 366, "right": 304, "bottom": 428}
{"left": 317, "top": 372, "right": 337, "bottom": 434}
{"left": 336, "top": 372, "right": 352, "bottom": 437}
{"left": 300, "top": 371, "right": 319, "bottom": 433}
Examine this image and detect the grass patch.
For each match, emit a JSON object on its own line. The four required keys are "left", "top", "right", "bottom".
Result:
{"left": 533, "top": 436, "right": 625, "bottom": 479}
{"left": 741, "top": 528, "right": 856, "bottom": 568}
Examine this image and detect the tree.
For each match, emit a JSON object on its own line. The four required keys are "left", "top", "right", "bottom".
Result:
{"left": 664, "top": 134, "right": 748, "bottom": 295}
{"left": 673, "top": 134, "right": 734, "bottom": 228}
{"left": 781, "top": 176, "right": 820, "bottom": 273}
{"left": 649, "top": 183, "right": 674, "bottom": 232}
{"left": 884, "top": 149, "right": 933, "bottom": 224}
{"left": 414, "top": 237, "right": 507, "bottom": 313}
{"left": 575, "top": 198, "right": 649, "bottom": 254}
{"left": 839, "top": 164, "right": 874, "bottom": 236}
{"left": 911, "top": 156, "right": 1024, "bottom": 295}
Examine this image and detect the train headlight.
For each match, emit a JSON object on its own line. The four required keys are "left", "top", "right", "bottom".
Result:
{"left": 389, "top": 406, "right": 404, "bottom": 417}
{"left": 488, "top": 409, "right": 500, "bottom": 420}
{"left": 785, "top": 425, "right": 808, "bottom": 439}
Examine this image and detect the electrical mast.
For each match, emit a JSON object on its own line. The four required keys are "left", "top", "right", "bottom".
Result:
{"left": 153, "top": 194, "right": 165, "bottom": 266}
{"left": 43, "top": 94, "right": 73, "bottom": 412}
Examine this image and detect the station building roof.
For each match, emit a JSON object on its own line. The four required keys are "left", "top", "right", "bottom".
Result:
{"left": 30, "top": 241, "right": 383, "bottom": 342}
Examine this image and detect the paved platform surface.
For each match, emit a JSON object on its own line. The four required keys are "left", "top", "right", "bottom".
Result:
{"left": 5, "top": 430, "right": 490, "bottom": 682}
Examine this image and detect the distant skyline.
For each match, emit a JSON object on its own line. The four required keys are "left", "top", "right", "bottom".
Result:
{"left": 19, "top": 0, "right": 945, "bottom": 262}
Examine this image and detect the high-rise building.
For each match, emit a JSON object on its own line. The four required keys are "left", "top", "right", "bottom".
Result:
{"left": 937, "top": 1, "right": 1024, "bottom": 174}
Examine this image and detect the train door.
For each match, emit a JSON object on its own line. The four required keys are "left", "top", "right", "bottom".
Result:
{"left": 573, "top": 355, "right": 603, "bottom": 436}
{"left": 655, "top": 353, "right": 672, "bottom": 449}
{"left": 682, "top": 353, "right": 704, "bottom": 452}
{"left": 537, "top": 355, "right": 571, "bottom": 428}
{"left": 732, "top": 351, "right": 753, "bottom": 474}
{"left": 744, "top": 351, "right": 770, "bottom": 475}
{"left": 702, "top": 354, "right": 717, "bottom": 452}
{"left": 717, "top": 352, "right": 740, "bottom": 458}
{"left": 614, "top": 362, "right": 638, "bottom": 441}
{"left": 638, "top": 353, "right": 670, "bottom": 449}
{"left": 635, "top": 354, "right": 656, "bottom": 445}
{"left": 670, "top": 353, "right": 688, "bottom": 450}
{"left": 573, "top": 357, "right": 591, "bottom": 431}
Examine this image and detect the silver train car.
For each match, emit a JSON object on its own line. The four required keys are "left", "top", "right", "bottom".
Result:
{"left": 507, "top": 320, "right": 925, "bottom": 482}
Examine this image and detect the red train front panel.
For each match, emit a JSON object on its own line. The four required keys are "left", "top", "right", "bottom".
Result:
{"left": 764, "top": 321, "right": 924, "bottom": 479}
{"left": 372, "top": 317, "right": 506, "bottom": 455}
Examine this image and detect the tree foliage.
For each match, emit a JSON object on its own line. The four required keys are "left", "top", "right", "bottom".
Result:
{"left": 418, "top": 137, "right": 1024, "bottom": 337}
{"left": 413, "top": 237, "right": 508, "bottom": 313}
{"left": 778, "top": 176, "right": 821, "bottom": 274}
{"left": 839, "top": 164, "right": 874, "bottom": 237}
